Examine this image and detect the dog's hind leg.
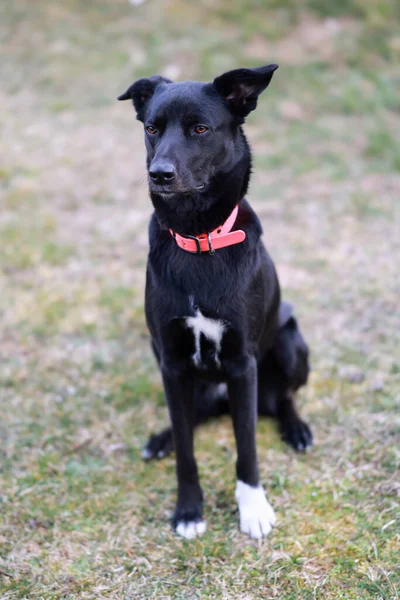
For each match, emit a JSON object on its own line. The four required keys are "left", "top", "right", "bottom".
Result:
{"left": 277, "top": 391, "right": 313, "bottom": 451}
{"left": 142, "top": 380, "right": 229, "bottom": 460}
{"left": 258, "top": 302, "right": 313, "bottom": 451}
{"left": 142, "top": 426, "right": 174, "bottom": 460}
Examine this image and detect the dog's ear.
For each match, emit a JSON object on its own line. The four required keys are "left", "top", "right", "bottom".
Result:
{"left": 213, "top": 64, "right": 278, "bottom": 118}
{"left": 118, "top": 75, "right": 172, "bottom": 121}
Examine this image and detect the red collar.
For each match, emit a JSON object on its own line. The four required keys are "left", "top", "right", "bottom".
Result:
{"left": 170, "top": 205, "right": 246, "bottom": 255}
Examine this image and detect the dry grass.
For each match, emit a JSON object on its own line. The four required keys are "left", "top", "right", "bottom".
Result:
{"left": 0, "top": 0, "right": 399, "bottom": 598}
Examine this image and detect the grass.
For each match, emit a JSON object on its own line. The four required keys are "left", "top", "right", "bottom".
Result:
{"left": 0, "top": 0, "right": 399, "bottom": 598}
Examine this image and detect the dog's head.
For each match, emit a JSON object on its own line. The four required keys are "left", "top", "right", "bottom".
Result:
{"left": 118, "top": 65, "right": 278, "bottom": 229}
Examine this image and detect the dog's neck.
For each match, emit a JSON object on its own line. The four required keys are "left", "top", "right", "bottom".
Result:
{"left": 150, "top": 149, "right": 252, "bottom": 236}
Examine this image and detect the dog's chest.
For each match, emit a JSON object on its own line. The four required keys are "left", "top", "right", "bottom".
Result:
{"left": 184, "top": 307, "right": 225, "bottom": 370}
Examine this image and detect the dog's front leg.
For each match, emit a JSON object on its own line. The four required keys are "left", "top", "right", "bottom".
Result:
{"left": 162, "top": 370, "right": 206, "bottom": 539}
{"left": 227, "top": 357, "right": 276, "bottom": 539}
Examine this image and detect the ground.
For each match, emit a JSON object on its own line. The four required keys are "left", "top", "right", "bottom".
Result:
{"left": 0, "top": 1, "right": 399, "bottom": 598}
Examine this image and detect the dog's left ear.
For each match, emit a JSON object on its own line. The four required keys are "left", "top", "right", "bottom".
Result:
{"left": 118, "top": 75, "right": 171, "bottom": 121}
{"left": 213, "top": 64, "right": 278, "bottom": 118}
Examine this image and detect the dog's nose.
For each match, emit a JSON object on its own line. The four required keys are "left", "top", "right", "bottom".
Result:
{"left": 149, "top": 162, "right": 175, "bottom": 185}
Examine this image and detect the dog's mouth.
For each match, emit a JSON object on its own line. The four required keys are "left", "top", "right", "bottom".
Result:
{"left": 149, "top": 183, "right": 206, "bottom": 196}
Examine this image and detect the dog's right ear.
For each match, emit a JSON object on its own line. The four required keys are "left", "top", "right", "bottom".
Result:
{"left": 213, "top": 64, "right": 278, "bottom": 119}
{"left": 118, "top": 76, "right": 171, "bottom": 121}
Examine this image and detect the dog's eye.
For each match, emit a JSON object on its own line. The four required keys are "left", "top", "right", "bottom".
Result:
{"left": 146, "top": 125, "right": 157, "bottom": 135}
{"left": 194, "top": 125, "right": 209, "bottom": 134}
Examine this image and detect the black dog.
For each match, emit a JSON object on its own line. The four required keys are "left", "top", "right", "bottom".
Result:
{"left": 118, "top": 64, "right": 312, "bottom": 539}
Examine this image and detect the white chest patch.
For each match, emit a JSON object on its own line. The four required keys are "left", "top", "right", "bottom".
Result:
{"left": 185, "top": 308, "right": 225, "bottom": 368}
{"left": 235, "top": 480, "right": 276, "bottom": 539}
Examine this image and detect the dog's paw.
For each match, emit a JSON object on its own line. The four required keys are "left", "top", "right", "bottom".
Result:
{"left": 172, "top": 503, "right": 206, "bottom": 539}
{"left": 281, "top": 418, "right": 313, "bottom": 452}
{"left": 176, "top": 520, "right": 207, "bottom": 539}
{"left": 142, "top": 428, "right": 174, "bottom": 461}
{"left": 235, "top": 480, "right": 276, "bottom": 539}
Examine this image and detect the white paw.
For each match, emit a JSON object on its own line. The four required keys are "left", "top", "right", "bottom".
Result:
{"left": 176, "top": 520, "right": 207, "bottom": 539}
{"left": 235, "top": 480, "right": 276, "bottom": 539}
{"left": 141, "top": 447, "right": 153, "bottom": 460}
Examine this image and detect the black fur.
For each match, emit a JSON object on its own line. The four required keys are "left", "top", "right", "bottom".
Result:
{"left": 119, "top": 64, "right": 312, "bottom": 534}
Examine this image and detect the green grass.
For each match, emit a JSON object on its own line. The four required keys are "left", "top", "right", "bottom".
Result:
{"left": 0, "top": 0, "right": 399, "bottom": 598}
